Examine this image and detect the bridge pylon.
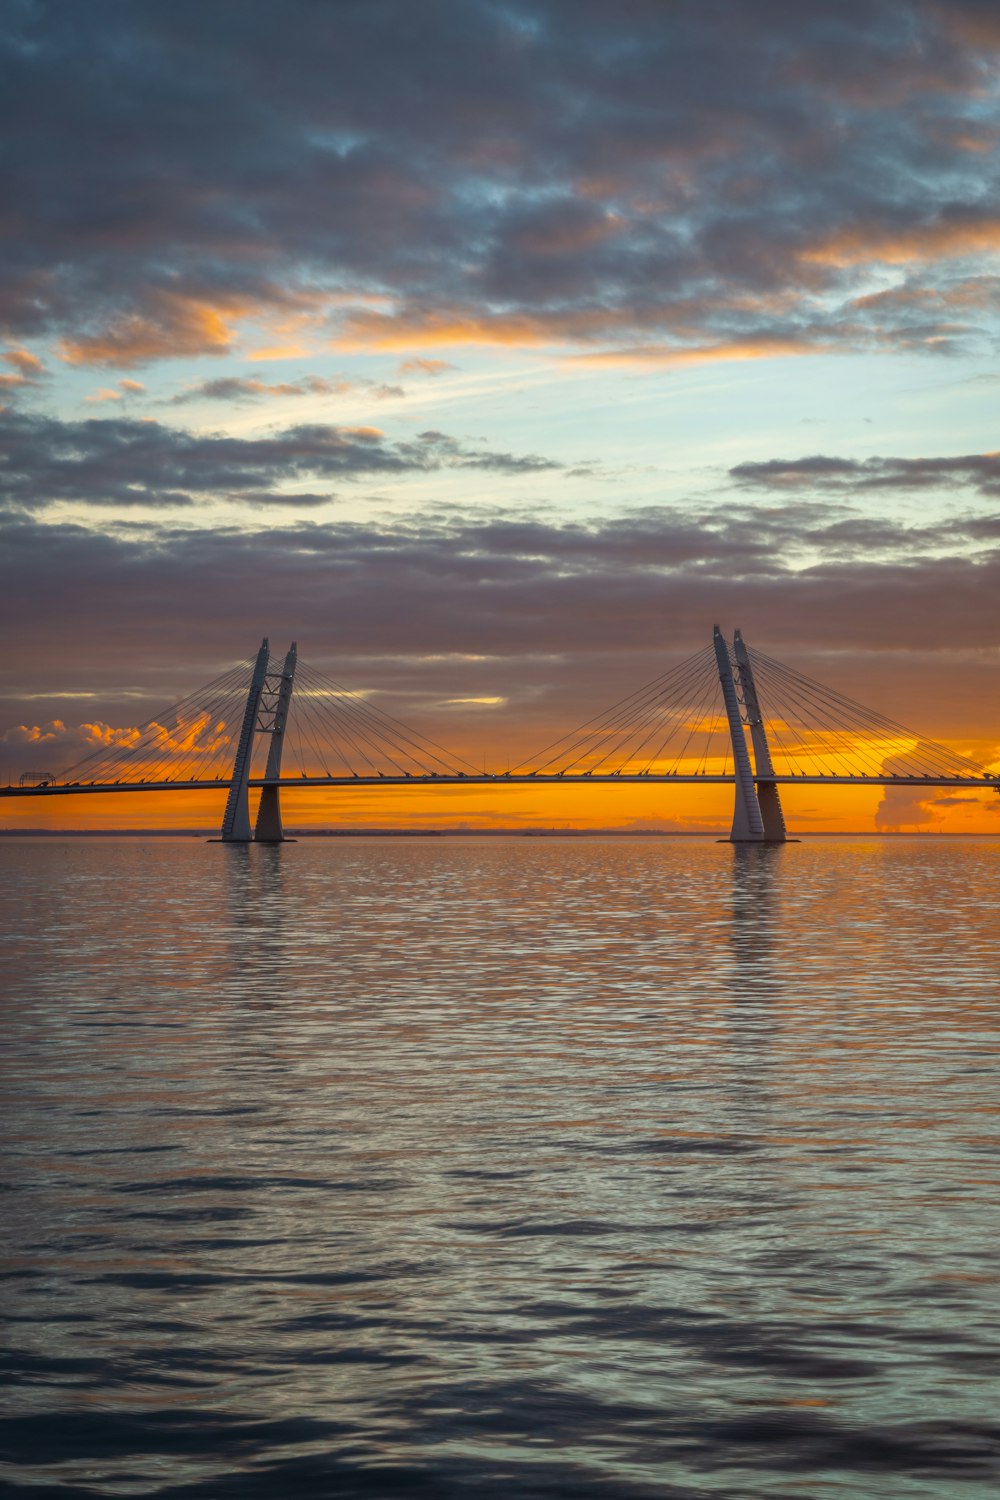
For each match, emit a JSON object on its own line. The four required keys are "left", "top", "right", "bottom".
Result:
{"left": 218, "top": 639, "right": 270, "bottom": 842}
{"left": 716, "top": 621, "right": 791, "bottom": 846}
{"left": 713, "top": 625, "right": 766, "bottom": 843}
{"left": 254, "top": 643, "right": 297, "bottom": 843}
{"left": 733, "top": 629, "right": 786, "bottom": 843}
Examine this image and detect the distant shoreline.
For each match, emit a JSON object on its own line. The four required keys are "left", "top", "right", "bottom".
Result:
{"left": 2, "top": 829, "right": 998, "bottom": 839}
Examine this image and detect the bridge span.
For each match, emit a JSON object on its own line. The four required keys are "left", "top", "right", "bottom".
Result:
{"left": 4, "top": 628, "right": 997, "bottom": 842}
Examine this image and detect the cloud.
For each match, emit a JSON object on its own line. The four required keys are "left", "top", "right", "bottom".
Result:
{"left": 2, "top": 488, "right": 998, "bottom": 704}
{"left": 930, "top": 794, "right": 989, "bottom": 805}
{"left": 873, "top": 745, "right": 1000, "bottom": 827}
{"left": 2, "top": 718, "right": 141, "bottom": 759}
{"left": 0, "top": 409, "right": 561, "bottom": 511}
{"left": 399, "top": 359, "right": 457, "bottom": 376}
{"left": 1, "top": 714, "right": 235, "bottom": 777}
{"left": 874, "top": 785, "right": 941, "bottom": 830}
{"left": 0, "top": 346, "right": 47, "bottom": 394}
{"left": 440, "top": 696, "right": 506, "bottom": 707}
{"left": 3, "top": 348, "right": 44, "bottom": 378}
{"left": 84, "top": 378, "right": 147, "bottom": 403}
{"left": 567, "top": 337, "right": 823, "bottom": 369}
{"left": 730, "top": 452, "right": 1000, "bottom": 498}
{"left": 169, "top": 374, "right": 404, "bottom": 404}
{"left": 4, "top": 3, "right": 1000, "bottom": 366}
{"left": 802, "top": 215, "right": 1000, "bottom": 268}
{"left": 57, "top": 292, "right": 248, "bottom": 368}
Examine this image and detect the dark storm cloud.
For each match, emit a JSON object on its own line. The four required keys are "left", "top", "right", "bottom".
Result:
{"left": 731, "top": 452, "right": 1000, "bottom": 497}
{"left": 0, "top": 410, "right": 559, "bottom": 510}
{"left": 3, "top": 1, "right": 1000, "bottom": 363}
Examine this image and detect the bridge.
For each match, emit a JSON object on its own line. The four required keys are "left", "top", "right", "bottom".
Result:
{"left": 4, "top": 627, "right": 997, "bottom": 843}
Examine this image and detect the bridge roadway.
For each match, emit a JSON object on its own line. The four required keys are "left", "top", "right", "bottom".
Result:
{"left": 3, "top": 773, "right": 998, "bottom": 797}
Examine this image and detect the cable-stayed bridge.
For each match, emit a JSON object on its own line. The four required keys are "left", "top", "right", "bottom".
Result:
{"left": 4, "top": 628, "right": 997, "bottom": 843}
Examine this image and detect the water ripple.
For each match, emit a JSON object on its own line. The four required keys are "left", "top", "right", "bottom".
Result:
{"left": 1, "top": 836, "right": 998, "bottom": 1497}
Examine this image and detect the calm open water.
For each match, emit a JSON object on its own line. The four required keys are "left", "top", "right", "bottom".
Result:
{"left": 1, "top": 835, "right": 999, "bottom": 1499}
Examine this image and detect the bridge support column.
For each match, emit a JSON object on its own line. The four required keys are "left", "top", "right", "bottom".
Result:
{"left": 219, "top": 639, "right": 270, "bottom": 842}
{"left": 713, "top": 625, "right": 765, "bottom": 842}
{"left": 733, "top": 630, "right": 786, "bottom": 843}
{"left": 255, "top": 643, "right": 297, "bottom": 843}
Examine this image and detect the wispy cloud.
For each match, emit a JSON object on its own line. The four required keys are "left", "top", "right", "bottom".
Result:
{"left": 399, "top": 359, "right": 457, "bottom": 377}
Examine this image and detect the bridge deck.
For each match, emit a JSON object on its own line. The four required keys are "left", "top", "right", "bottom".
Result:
{"left": 2, "top": 773, "right": 997, "bottom": 798}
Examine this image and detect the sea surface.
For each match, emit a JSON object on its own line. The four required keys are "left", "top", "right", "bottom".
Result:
{"left": 1, "top": 835, "right": 999, "bottom": 1499}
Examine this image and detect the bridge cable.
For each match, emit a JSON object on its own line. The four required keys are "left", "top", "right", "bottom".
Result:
{"left": 748, "top": 647, "right": 992, "bottom": 780}
{"left": 514, "top": 646, "right": 719, "bottom": 774}
{"left": 54, "top": 659, "right": 257, "bottom": 786}
{"left": 55, "top": 665, "right": 246, "bottom": 785}
{"left": 292, "top": 668, "right": 424, "bottom": 778}
{"left": 664, "top": 667, "right": 724, "bottom": 775}
{"left": 508, "top": 650, "right": 706, "bottom": 773}
{"left": 746, "top": 653, "right": 904, "bottom": 778}
{"left": 293, "top": 660, "right": 481, "bottom": 777}
{"left": 85, "top": 664, "right": 251, "bottom": 785}
{"left": 599, "top": 652, "right": 723, "bottom": 772}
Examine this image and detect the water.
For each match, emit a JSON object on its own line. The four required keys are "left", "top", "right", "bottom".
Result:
{"left": 2, "top": 835, "right": 999, "bottom": 1499}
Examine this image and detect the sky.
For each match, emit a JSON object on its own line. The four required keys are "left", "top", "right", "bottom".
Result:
{"left": 2, "top": 0, "right": 1000, "bottom": 833}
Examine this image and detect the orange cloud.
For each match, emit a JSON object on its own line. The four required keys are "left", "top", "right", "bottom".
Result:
{"left": 146, "top": 714, "right": 231, "bottom": 756}
{"left": 338, "top": 300, "right": 817, "bottom": 364}
{"left": 0, "top": 345, "right": 46, "bottom": 390}
{"left": 802, "top": 217, "right": 1000, "bottom": 267}
{"left": 3, "top": 347, "right": 45, "bottom": 377}
{"left": 337, "top": 308, "right": 555, "bottom": 351}
{"left": 3, "top": 719, "right": 141, "bottom": 751}
{"left": 338, "top": 300, "right": 724, "bottom": 352}
{"left": 245, "top": 343, "right": 310, "bottom": 361}
{"left": 58, "top": 293, "right": 245, "bottom": 368}
{"left": 4, "top": 719, "right": 70, "bottom": 746}
{"left": 565, "top": 337, "right": 818, "bottom": 369}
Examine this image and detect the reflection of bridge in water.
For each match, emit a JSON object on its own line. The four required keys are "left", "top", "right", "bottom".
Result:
{"left": 5, "top": 627, "right": 998, "bottom": 843}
